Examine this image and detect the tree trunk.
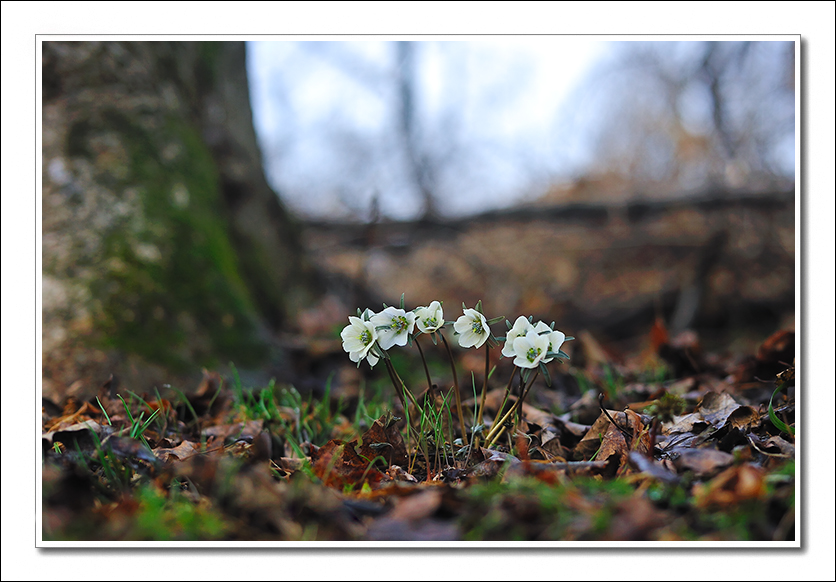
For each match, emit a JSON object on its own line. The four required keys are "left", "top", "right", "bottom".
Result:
{"left": 42, "top": 41, "right": 319, "bottom": 401}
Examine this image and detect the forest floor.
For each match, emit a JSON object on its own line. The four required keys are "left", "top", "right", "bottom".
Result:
{"left": 41, "top": 321, "right": 796, "bottom": 543}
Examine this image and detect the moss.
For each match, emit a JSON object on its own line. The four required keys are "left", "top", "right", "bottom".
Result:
{"left": 86, "top": 107, "right": 268, "bottom": 370}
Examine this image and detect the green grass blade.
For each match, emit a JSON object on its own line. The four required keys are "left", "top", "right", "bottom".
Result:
{"left": 768, "top": 382, "right": 795, "bottom": 436}
{"left": 95, "top": 396, "right": 112, "bottom": 426}
{"left": 117, "top": 394, "right": 135, "bottom": 426}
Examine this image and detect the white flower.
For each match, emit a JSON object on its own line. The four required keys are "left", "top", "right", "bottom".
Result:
{"left": 369, "top": 306, "right": 416, "bottom": 350}
{"left": 512, "top": 329, "right": 551, "bottom": 369}
{"left": 340, "top": 316, "right": 379, "bottom": 367}
{"left": 454, "top": 308, "right": 490, "bottom": 349}
{"left": 414, "top": 301, "right": 444, "bottom": 334}
{"left": 533, "top": 321, "right": 566, "bottom": 363}
{"left": 502, "top": 315, "right": 535, "bottom": 358}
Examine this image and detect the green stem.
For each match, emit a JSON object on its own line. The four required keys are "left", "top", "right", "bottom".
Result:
{"left": 384, "top": 358, "right": 406, "bottom": 411}
{"left": 440, "top": 333, "right": 468, "bottom": 447}
{"left": 414, "top": 334, "right": 435, "bottom": 400}
{"left": 484, "top": 367, "right": 517, "bottom": 446}
{"left": 484, "top": 369, "right": 539, "bottom": 449}
{"left": 473, "top": 343, "right": 491, "bottom": 449}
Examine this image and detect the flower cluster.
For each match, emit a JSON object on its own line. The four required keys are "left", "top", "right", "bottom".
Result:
{"left": 340, "top": 297, "right": 570, "bottom": 375}
{"left": 501, "top": 316, "right": 567, "bottom": 369}
{"left": 340, "top": 298, "right": 502, "bottom": 367}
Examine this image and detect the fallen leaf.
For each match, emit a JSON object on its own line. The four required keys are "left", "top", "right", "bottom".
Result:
{"left": 727, "top": 405, "right": 761, "bottom": 430}
{"left": 663, "top": 411, "right": 706, "bottom": 435}
{"left": 693, "top": 463, "right": 766, "bottom": 507}
{"left": 670, "top": 447, "right": 735, "bottom": 478}
{"left": 42, "top": 419, "right": 105, "bottom": 444}
{"left": 310, "top": 439, "right": 386, "bottom": 491}
{"left": 698, "top": 392, "right": 742, "bottom": 429}
{"left": 596, "top": 422, "right": 630, "bottom": 467}
{"left": 355, "top": 415, "right": 408, "bottom": 468}
{"left": 627, "top": 451, "right": 680, "bottom": 484}
{"left": 154, "top": 440, "right": 202, "bottom": 463}
{"left": 103, "top": 436, "right": 159, "bottom": 464}
{"left": 573, "top": 409, "right": 648, "bottom": 463}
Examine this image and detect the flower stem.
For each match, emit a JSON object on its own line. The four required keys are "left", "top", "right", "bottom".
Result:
{"left": 414, "top": 334, "right": 435, "bottom": 400}
{"left": 485, "top": 367, "right": 517, "bottom": 446}
{"left": 440, "top": 333, "right": 468, "bottom": 447}
{"left": 383, "top": 358, "right": 406, "bottom": 411}
{"left": 512, "top": 370, "right": 540, "bottom": 442}
{"left": 473, "top": 343, "right": 491, "bottom": 449}
{"left": 484, "top": 369, "right": 539, "bottom": 449}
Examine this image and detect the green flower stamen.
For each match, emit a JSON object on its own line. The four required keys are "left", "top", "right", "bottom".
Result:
{"left": 526, "top": 346, "right": 542, "bottom": 362}
{"left": 392, "top": 315, "right": 409, "bottom": 332}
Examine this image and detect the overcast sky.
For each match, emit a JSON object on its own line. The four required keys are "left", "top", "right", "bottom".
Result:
{"left": 247, "top": 38, "right": 795, "bottom": 221}
{"left": 247, "top": 38, "right": 610, "bottom": 220}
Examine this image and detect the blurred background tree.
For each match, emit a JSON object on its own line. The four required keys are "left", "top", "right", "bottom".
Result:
{"left": 249, "top": 40, "right": 794, "bottom": 219}
{"left": 42, "top": 41, "right": 320, "bottom": 400}
{"left": 560, "top": 41, "right": 795, "bottom": 201}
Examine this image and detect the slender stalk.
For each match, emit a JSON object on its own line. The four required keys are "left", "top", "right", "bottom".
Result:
{"left": 473, "top": 343, "right": 491, "bottom": 449}
{"left": 383, "top": 358, "right": 406, "bottom": 411}
{"left": 443, "top": 388, "right": 457, "bottom": 468}
{"left": 483, "top": 404, "right": 517, "bottom": 449}
{"left": 414, "top": 334, "right": 435, "bottom": 400}
{"left": 440, "top": 333, "right": 468, "bottom": 447}
{"left": 512, "top": 370, "right": 540, "bottom": 443}
{"left": 484, "top": 367, "right": 518, "bottom": 446}
{"left": 484, "top": 369, "right": 539, "bottom": 449}
{"left": 488, "top": 367, "right": 517, "bottom": 437}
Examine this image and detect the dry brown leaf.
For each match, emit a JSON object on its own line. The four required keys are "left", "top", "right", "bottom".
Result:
{"left": 310, "top": 439, "right": 387, "bottom": 491}
{"left": 698, "top": 392, "right": 742, "bottom": 429}
{"left": 693, "top": 463, "right": 766, "bottom": 507}
{"left": 154, "top": 440, "right": 202, "bottom": 463}
{"left": 356, "top": 415, "right": 408, "bottom": 468}
{"left": 596, "top": 422, "right": 630, "bottom": 467}
{"left": 627, "top": 451, "right": 680, "bottom": 484}
{"left": 671, "top": 448, "right": 734, "bottom": 478}
{"left": 727, "top": 405, "right": 761, "bottom": 430}
{"left": 42, "top": 419, "right": 104, "bottom": 444}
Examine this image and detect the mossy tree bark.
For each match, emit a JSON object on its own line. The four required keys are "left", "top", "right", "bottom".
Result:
{"left": 42, "top": 41, "right": 319, "bottom": 400}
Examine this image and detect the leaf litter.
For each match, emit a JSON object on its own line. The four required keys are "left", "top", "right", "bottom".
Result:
{"left": 41, "top": 324, "right": 796, "bottom": 542}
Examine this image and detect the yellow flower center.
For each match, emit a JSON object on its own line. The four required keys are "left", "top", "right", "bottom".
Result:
{"left": 392, "top": 315, "right": 408, "bottom": 332}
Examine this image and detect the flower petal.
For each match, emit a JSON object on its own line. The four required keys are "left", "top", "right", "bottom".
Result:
{"left": 502, "top": 316, "right": 534, "bottom": 358}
